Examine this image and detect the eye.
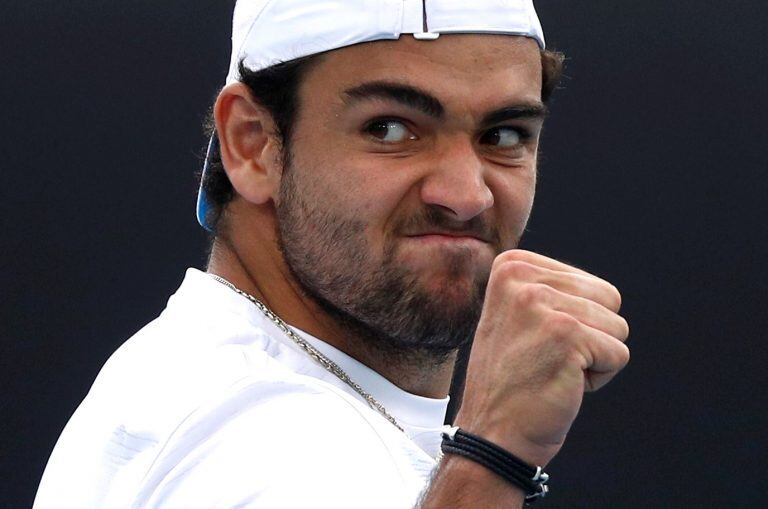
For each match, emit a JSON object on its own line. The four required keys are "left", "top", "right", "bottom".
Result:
{"left": 364, "top": 119, "right": 417, "bottom": 143}
{"left": 480, "top": 127, "right": 524, "bottom": 148}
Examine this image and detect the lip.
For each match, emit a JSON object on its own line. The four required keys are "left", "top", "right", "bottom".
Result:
{"left": 406, "top": 233, "right": 491, "bottom": 245}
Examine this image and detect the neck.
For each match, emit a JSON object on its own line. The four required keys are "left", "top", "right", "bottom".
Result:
{"left": 206, "top": 215, "right": 456, "bottom": 399}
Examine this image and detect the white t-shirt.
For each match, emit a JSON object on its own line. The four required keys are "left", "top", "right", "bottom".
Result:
{"left": 34, "top": 269, "right": 449, "bottom": 508}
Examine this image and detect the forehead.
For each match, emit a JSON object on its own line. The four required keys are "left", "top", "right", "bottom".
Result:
{"left": 301, "top": 34, "right": 543, "bottom": 109}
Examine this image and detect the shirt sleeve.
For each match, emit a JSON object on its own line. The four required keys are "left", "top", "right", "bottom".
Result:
{"left": 132, "top": 379, "right": 414, "bottom": 509}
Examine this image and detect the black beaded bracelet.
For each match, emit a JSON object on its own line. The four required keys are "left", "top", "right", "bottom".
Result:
{"left": 440, "top": 426, "right": 550, "bottom": 502}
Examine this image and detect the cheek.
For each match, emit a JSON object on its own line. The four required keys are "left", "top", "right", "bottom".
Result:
{"left": 292, "top": 107, "right": 422, "bottom": 223}
{"left": 289, "top": 144, "right": 410, "bottom": 248}
{"left": 518, "top": 177, "right": 537, "bottom": 218}
{"left": 491, "top": 172, "right": 537, "bottom": 236}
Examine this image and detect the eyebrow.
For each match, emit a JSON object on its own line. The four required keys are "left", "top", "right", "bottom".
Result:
{"left": 480, "top": 104, "right": 548, "bottom": 127}
{"left": 343, "top": 81, "right": 445, "bottom": 118}
{"left": 342, "top": 80, "right": 548, "bottom": 126}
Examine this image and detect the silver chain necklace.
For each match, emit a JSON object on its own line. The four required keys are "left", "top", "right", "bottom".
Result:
{"left": 209, "top": 274, "right": 404, "bottom": 432}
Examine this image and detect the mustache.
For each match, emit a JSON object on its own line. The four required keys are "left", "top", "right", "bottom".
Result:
{"left": 396, "top": 206, "right": 500, "bottom": 244}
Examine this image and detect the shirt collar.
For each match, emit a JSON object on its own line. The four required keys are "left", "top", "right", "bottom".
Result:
{"left": 292, "top": 326, "right": 450, "bottom": 431}
{"left": 173, "top": 268, "right": 449, "bottom": 432}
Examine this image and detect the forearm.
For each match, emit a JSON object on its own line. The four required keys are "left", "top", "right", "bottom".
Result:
{"left": 419, "top": 455, "right": 526, "bottom": 509}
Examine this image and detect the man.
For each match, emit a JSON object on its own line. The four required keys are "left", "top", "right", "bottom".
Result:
{"left": 35, "top": 1, "right": 630, "bottom": 507}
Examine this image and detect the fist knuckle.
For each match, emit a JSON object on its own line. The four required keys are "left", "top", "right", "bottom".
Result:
{"left": 496, "top": 249, "right": 532, "bottom": 263}
{"left": 495, "top": 259, "right": 536, "bottom": 281}
{"left": 566, "top": 349, "right": 586, "bottom": 368}
{"left": 515, "top": 282, "right": 550, "bottom": 307}
{"left": 544, "top": 310, "right": 580, "bottom": 338}
{"left": 494, "top": 250, "right": 523, "bottom": 268}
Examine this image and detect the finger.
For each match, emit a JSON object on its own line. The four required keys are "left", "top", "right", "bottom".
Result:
{"left": 545, "top": 286, "right": 629, "bottom": 341}
{"left": 537, "top": 270, "right": 622, "bottom": 313}
{"left": 496, "top": 250, "right": 622, "bottom": 311}
{"left": 497, "top": 259, "right": 622, "bottom": 312}
{"left": 498, "top": 249, "right": 594, "bottom": 277}
{"left": 541, "top": 311, "right": 630, "bottom": 392}
{"left": 578, "top": 324, "right": 631, "bottom": 392}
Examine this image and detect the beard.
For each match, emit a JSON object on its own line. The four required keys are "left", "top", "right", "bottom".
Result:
{"left": 275, "top": 164, "right": 500, "bottom": 366}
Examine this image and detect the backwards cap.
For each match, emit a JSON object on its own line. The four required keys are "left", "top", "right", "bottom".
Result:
{"left": 198, "top": 0, "right": 545, "bottom": 230}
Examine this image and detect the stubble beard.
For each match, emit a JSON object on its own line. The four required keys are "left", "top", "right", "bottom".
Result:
{"left": 275, "top": 164, "right": 493, "bottom": 368}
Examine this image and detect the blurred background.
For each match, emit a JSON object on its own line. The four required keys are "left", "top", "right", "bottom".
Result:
{"left": 2, "top": 0, "right": 766, "bottom": 506}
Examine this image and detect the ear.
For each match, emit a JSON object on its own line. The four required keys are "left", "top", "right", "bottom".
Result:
{"left": 214, "top": 82, "right": 283, "bottom": 205}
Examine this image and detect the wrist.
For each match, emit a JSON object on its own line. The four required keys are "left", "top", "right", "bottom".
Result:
{"left": 452, "top": 414, "right": 562, "bottom": 467}
{"left": 440, "top": 426, "right": 551, "bottom": 502}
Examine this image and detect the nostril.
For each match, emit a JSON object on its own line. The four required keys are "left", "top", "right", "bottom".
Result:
{"left": 420, "top": 179, "right": 494, "bottom": 222}
{"left": 417, "top": 139, "right": 493, "bottom": 220}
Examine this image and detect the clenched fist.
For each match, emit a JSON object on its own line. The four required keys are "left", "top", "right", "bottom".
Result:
{"left": 455, "top": 249, "right": 630, "bottom": 467}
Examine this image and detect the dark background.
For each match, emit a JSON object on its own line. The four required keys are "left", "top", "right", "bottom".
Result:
{"left": 2, "top": 1, "right": 766, "bottom": 507}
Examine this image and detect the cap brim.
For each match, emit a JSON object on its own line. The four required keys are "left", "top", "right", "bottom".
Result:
{"left": 196, "top": 132, "right": 219, "bottom": 232}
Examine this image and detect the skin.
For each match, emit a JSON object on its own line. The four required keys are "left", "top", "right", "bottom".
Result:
{"left": 209, "top": 34, "right": 630, "bottom": 507}
{"left": 210, "top": 34, "right": 544, "bottom": 396}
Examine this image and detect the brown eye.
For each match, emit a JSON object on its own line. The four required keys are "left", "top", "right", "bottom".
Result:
{"left": 365, "top": 120, "right": 417, "bottom": 143}
{"left": 480, "top": 127, "right": 522, "bottom": 148}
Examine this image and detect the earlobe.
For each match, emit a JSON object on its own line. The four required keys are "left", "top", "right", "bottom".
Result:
{"left": 215, "top": 82, "right": 282, "bottom": 205}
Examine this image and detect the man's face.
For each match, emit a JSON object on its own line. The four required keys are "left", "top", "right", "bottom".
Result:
{"left": 275, "top": 34, "right": 544, "bottom": 360}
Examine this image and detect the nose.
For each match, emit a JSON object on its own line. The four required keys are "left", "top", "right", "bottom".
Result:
{"left": 419, "top": 137, "right": 494, "bottom": 221}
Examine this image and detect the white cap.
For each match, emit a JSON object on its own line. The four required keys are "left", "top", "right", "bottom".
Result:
{"left": 226, "top": 0, "right": 545, "bottom": 84}
{"left": 198, "top": 0, "right": 546, "bottom": 231}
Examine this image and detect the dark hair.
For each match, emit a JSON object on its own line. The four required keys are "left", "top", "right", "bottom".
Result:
{"left": 200, "top": 56, "right": 320, "bottom": 232}
{"left": 200, "top": 49, "right": 565, "bottom": 233}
